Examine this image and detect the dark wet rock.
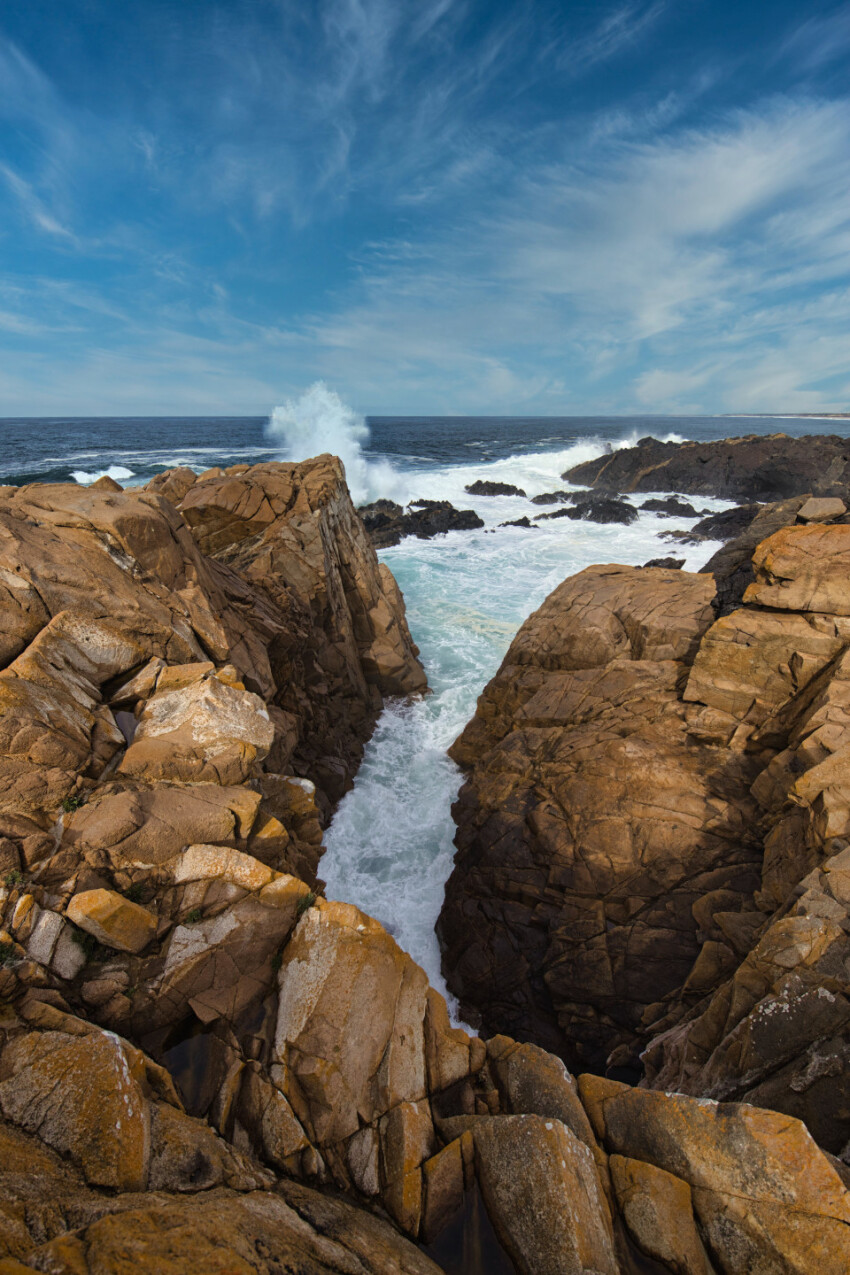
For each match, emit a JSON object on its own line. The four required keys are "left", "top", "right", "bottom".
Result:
{"left": 692, "top": 503, "right": 762, "bottom": 540}
{"left": 564, "top": 432, "right": 850, "bottom": 501}
{"left": 535, "top": 497, "right": 638, "bottom": 526}
{"left": 530, "top": 491, "right": 571, "bottom": 506}
{"left": 499, "top": 517, "right": 538, "bottom": 529}
{"left": 358, "top": 499, "right": 484, "bottom": 548}
{"left": 659, "top": 504, "right": 762, "bottom": 548}
{"left": 643, "top": 557, "right": 685, "bottom": 569}
{"left": 639, "top": 497, "right": 700, "bottom": 517}
{"left": 465, "top": 480, "right": 527, "bottom": 497}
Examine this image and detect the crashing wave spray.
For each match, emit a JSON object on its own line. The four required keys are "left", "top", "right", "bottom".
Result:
{"left": 266, "top": 382, "right": 400, "bottom": 505}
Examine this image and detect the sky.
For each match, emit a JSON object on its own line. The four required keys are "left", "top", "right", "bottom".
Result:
{"left": 1, "top": 0, "right": 850, "bottom": 416}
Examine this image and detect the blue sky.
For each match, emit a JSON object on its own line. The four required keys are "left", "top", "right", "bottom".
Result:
{"left": 2, "top": 0, "right": 850, "bottom": 415}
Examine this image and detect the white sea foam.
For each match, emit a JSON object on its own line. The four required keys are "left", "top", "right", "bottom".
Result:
{"left": 71, "top": 464, "right": 135, "bottom": 485}
{"left": 267, "top": 382, "right": 401, "bottom": 504}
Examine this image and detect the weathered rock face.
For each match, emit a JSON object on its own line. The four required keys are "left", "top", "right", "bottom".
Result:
{"left": 442, "top": 521, "right": 850, "bottom": 1172}
{"left": 0, "top": 460, "right": 425, "bottom": 848}
{"left": 3, "top": 905, "right": 848, "bottom": 1275}
{"left": 564, "top": 432, "right": 850, "bottom": 501}
{"left": 440, "top": 564, "right": 763, "bottom": 1071}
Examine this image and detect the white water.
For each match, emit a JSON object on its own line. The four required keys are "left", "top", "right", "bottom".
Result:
{"left": 267, "top": 382, "right": 402, "bottom": 504}
{"left": 71, "top": 463, "right": 136, "bottom": 485}
{"left": 296, "top": 412, "right": 725, "bottom": 1012}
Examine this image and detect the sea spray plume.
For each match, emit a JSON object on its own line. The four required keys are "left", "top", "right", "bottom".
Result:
{"left": 266, "top": 382, "right": 401, "bottom": 504}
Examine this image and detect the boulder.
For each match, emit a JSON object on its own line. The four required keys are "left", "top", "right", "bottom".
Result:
{"left": 67, "top": 889, "right": 157, "bottom": 953}
{"left": 470, "top": 1114, "right": 617, "bottom": 1275}
{"left": 118, "top": 673, "right": 274, "bottom": 785}
{"left": 580, "top": 1075, "right": 850, "bottom": 1274}
{"left": 798, "top": 496, "right": 846, "bottom": 522}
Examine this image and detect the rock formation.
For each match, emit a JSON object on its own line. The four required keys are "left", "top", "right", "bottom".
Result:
{"left": 464, "top": 481, "right": 526, "bottom": 497}
{"left": 357, "top": 499, "right": 484, "bottom": 549}
{"left": 441, "top": 512, "right": 850, "bottom": 1174}
{"left": 564, "top": 432, "right": 850, "bottom": 501}
{"left": 534, "top": 498, "right": 638, "bottom": 525}
{"left": 1, "top": 458, "right": 849, "bottom": 1272}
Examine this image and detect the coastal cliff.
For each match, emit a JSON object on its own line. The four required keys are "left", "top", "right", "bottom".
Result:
{"left": 0, "top": 457, "right": 848, "bottom": 1273}
{"left": 441, "top": 483, "right": 850, "bottom": 1165}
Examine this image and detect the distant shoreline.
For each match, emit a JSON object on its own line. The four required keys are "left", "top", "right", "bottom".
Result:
{"left": 722, "top": 413, "right": 850, "bottom": 420}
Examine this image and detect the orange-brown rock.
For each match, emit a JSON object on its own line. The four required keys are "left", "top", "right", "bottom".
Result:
{"left": 67, "top": 888, "right": 157, "bottom": 953}
{"left": 0, "top": 460, "right": 425, "bottom": 845}
{"left": 440, "top": 564, "right": 763, "bottom": 1071}
{"left": 580, "top": 1074, "right": 850, "bottom": 1274}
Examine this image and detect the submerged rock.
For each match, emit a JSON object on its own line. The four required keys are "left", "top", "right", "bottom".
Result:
{"left": 639, "top": 496, "right": 700, "bottom": 517}
{"left": 643, "top": 556, "right": 685, "bottom": 569}
{"left": 530, "top": 490, "right": 571, "bottom": 505}
{"left": 534, "top": 496, "right": 638, "bottom": 525}
{"left": 358, "top": 499, "right": 484, "bottom": 549}
{"left": 464, "top": 480, "right": 526, "bottom": 497}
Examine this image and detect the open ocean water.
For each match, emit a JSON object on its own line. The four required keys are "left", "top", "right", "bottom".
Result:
{"left": 3, "top": 399, "right": 848, "bottom": 1007}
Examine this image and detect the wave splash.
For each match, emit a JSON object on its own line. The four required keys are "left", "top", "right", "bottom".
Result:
{"left": 267, "top": 383, "right": 400, "bottom": 505}
{"left": 71, "top": 464, "right": 135, "bottom": 486}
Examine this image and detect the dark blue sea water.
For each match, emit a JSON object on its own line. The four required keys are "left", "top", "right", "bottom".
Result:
{"left": 1, "top": 412, "right": 848, "bottom": 488}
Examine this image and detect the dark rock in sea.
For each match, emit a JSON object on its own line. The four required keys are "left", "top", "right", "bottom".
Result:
{"left": 639, "top": 496, "right": 700, "bottom": 517}
{"left": 658, "top": 503, "right": 762, "bottom": 548}
{"left": 693, "top": 503, "right": 762, "bottom": 540}
{"left": 564, "top": 489, "right": 603, "bottom": 504}
{"left": 535, "top": 497, "right": 638, "bottom": 526}
{"left": 499, "top": 516, "right": 538, "bottom": 529}
{"left": 530, "top": 490, "right": 571, "bottom": 505}
{"left": 465, "top": 480, "right": 527, "bottom": 497}
{"left": 643, "top": 556, "right": 685, "bottom": 569}
{"left": 563, "top": 432, "right": 850, "bottom": 501}
{"left": 358, "top": 499, "right": 484, "bottom": 548}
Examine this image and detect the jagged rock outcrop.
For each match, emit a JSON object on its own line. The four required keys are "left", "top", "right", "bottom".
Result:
{"left": 441, "top": 519, "right": 850, "bottom": 1173}
{"left": 0, "top": 461, "right": 425, "bottom": 845}
{"left": 564, "top": 432, "right": 850, "bottom": 501}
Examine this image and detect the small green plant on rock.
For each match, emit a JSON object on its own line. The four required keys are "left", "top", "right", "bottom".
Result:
{"left": 122, "top": 883, "right": 145, "bottom": 903}
{"left": 71, "top": 929, "right": 107, "bottom": 963}
{"left": 185, "top": 907, "right": 202, "bottom": 924}
{"left": 3, "top": 870, "right": 24, "bottom": 889}
{"left": 295, "top": 890, "right": 316, "bottom": 919}
{"left": 61, "top": 794, "right": 84, "bottom": 814}
{"left": 0, "top": 941, "right": 19, "bottom": 967}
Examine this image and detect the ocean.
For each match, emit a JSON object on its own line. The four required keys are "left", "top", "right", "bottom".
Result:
{"left": 3, "top": 398, "right": 848, "bottom": 1009}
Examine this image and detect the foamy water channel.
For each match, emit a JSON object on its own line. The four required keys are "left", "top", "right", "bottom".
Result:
{"left": 320, "top": 443, "right": 723, "bottom": 1013}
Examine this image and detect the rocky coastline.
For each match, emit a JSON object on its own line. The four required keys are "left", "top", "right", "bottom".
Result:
{"left": 0, "top": 446, "right": 849, "bottom": 1272}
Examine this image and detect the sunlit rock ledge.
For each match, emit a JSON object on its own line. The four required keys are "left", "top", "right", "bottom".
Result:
{"left": 0, "top": 460, "right": 848, "bottom": 1273}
